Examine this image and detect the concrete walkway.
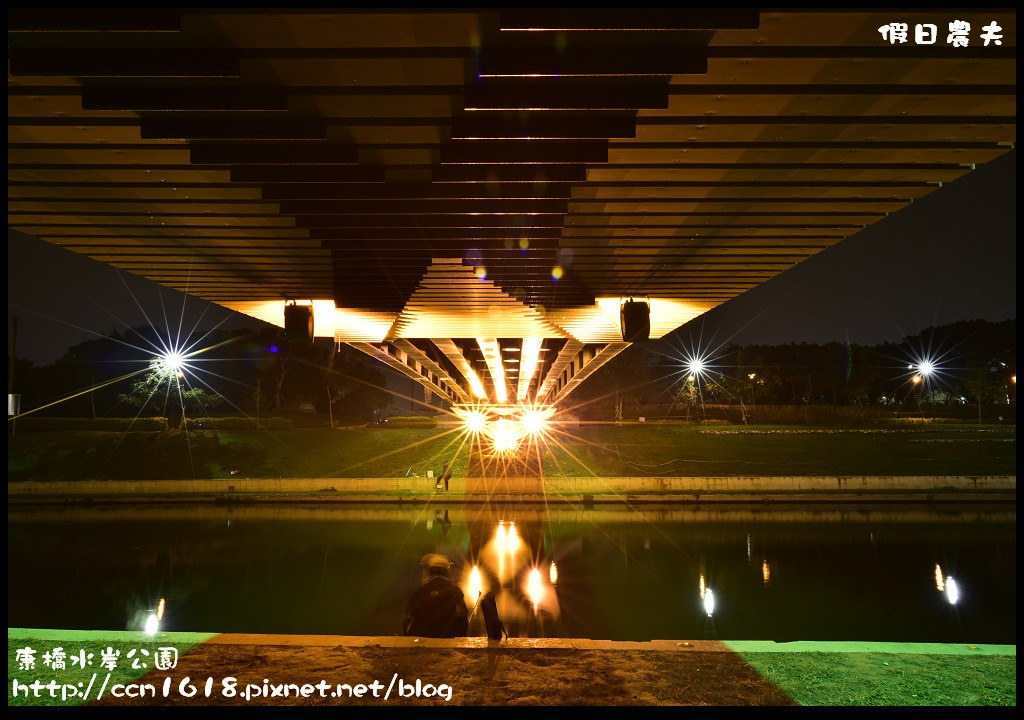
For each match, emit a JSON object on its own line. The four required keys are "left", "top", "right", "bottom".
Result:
{"left": 7, "top": 474, "right": 1016, "bottom": 504}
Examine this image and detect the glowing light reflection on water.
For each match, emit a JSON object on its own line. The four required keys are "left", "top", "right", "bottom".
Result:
{"left": 6, "top": 504, "right": 1015, "bottom": 643}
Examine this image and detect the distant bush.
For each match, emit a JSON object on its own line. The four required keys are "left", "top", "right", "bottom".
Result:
{"left": 617, "top": 419, "right": 731, "bottom": 426}
{"left": 382, "top": 415, "right": 438, "bottom": 428}
{"left": 12, "top": 417, "right": 168, "bottom": 432}
{"left": 886, "top": 417, "right": 968, "bottom": 425}
{"left": 182, "top": 417, "right": 294, "bottom": 430}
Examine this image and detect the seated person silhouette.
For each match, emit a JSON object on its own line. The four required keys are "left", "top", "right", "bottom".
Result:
{"left": 403, "top": 553, "right": 468, "bottom": 638}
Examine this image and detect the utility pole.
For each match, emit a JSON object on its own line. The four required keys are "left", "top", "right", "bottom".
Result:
{"left": 8, "top": 316, "right": 17, "bottom": 435}
{"left": 7, "top": 316, "right": 15, "bottom": 395}
{"left": 327, "top": 385, "right": 334, "bottom": 429}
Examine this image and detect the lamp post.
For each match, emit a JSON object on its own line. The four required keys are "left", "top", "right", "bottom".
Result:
{"left": 915, "top": 361, "right": 934, "bottom": 414}
{"left": 911, "top": 373, "right": 922, "bottom": 413}
{"left": 748, "top": 373, "right": 756, "bottom": 408}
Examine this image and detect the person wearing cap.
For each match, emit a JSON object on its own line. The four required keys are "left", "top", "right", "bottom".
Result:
{"left": 403, "top": 553, "right": 468, "bottom": 638}
{"left": 435, "top": 460, "right": 452, "bottom": 493}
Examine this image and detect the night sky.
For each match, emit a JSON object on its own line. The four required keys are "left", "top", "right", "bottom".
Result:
{"left": 7, "top": 149, "right": 1016, "bottom": 366}
{"left": 660, "top": 148, "right": 1016, "bottom": 351}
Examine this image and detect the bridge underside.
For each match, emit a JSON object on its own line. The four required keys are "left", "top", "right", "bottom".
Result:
{"left": 7, "top": 9, "right": 1016, "bottom": 406}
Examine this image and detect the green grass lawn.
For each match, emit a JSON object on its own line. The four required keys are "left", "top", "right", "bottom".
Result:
{"left": 734, "top": 649, "right": 1017, "bottom": 706}
{"left": 8, "top": 629, "right": 214, "bottom": 707}
{"left": 7, "top": 424, "right": 1016, "bottom": 482}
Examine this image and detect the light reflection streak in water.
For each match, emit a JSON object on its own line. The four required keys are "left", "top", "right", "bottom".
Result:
{"left": 704, "top": 588, "right": 716, "bottom": 617}
{"left": 465, "top": 565, "right": 483, "bottom": 606}
{"left": 526, "top": 568, "right": 544, "bottom": 612}
{"left": 945, "top": 577, "right": 960, "bottom": 605}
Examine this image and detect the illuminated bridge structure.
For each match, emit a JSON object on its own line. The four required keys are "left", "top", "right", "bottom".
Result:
{"left": 7, "top": 9, "right": 1016, "bottom": 407}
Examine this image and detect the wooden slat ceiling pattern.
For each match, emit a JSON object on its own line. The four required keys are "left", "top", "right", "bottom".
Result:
{"left": 389, "top": 258, "right": 569, "bottom": 340}
{"left": 8, "top": 9, "right": 1017, "bottom": 338}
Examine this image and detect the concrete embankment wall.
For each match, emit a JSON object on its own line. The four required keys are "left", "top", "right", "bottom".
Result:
{"left": 7, "top": 475, "right": 1015, "bottom": 501}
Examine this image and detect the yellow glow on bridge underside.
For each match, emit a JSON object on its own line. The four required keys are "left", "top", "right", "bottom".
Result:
{"left": 518, "top": 337, "right": 543, "bottom": 401}
{"left": 595, "top": 297, "right": 711, "bottom": 341}
{"left": 222, "top": 297, "right": 712, "bottom": 346}
{"left": 219, "top": 300, "right": 391, "bottom": 341}
{"left": 477, "top": 338, "right": 508, "bottom": 403}
{"left": 467, "top": 369, "right": 488, "bottom": 399}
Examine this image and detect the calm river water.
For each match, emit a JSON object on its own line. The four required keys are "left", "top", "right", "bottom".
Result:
{"left": 7, "top": 503, "right": 1016, "bottom": 643}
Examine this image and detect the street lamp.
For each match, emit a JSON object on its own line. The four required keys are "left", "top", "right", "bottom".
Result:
{"left": 909, "top": 374, "right": 923, "bottom": 413}
{"left": 748, "top": 373, "right": 756, "bottom": 407}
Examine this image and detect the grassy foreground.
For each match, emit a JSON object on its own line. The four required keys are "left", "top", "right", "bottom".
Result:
{"left": 8, "top": 629, "right": 214, "bottom": 707}
{"left": 7, "top": 423, "right": 1016, "bottom": 482}
{"left": 732, "top": 646, "right": 1016, "bottom": 706}
{"left": 8, "top": 630, "right": 1015, "bottom": 707}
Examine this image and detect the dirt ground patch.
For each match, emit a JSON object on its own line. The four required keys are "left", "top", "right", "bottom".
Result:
{"left": 92, "top": 642, "right": 795, "bottom": 706}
